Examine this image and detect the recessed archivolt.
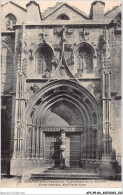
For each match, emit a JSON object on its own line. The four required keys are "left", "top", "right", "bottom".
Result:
{"left": 30, "top": 93, "right": 88, "bottom": 125}
{"left": 41, "top": 99, "right": 86, "bottom": 127}
{"left": 32, "top": 94, "right": 90, "bottom": 126}
{"left": 26, "top": 80, "right": 101, "bottom": 129}
{"left": 27, "top": 81, "right": 100, "bottom": 111}
{"left": 35, "top": 90, "right": 93, "bottom": 124}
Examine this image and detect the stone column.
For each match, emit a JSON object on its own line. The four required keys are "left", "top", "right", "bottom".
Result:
{"left": 102, "top": 27, "right": 112, "bottom": 154}
{"left": 10, "top": 24, "right": 27, "bottom": 176}
{"left": 10, "top": 55, "right": 26, "bottom": 175}
{"left": 101, "top": 27, "right": 116, "bottom": 179}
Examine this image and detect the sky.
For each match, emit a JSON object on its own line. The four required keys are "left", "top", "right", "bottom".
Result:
{"left": 1, "top": 0, "right": 122, "bottom": 15}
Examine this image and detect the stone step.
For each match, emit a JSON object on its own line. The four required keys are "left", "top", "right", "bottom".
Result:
{"left": 31, "top": 168, "right": 100, "bottom": 179}
{"left": 43, "top": 168, "right": 95, "bottom": 173}
{"left": 31, "top": 172, "right": 100, "bottom": 179}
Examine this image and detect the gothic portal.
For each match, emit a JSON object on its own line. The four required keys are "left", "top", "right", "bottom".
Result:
{"left": 25, "top": 80, "right": 102, "bottom": 168}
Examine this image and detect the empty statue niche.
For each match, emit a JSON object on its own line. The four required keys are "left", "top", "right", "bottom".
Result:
{"left": 35, "top": 44, "right": 54, "bottom": 76}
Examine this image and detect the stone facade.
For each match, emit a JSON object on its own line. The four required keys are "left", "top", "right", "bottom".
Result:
{"left": 1, "top": 1, "right": 122, "bottom": 177}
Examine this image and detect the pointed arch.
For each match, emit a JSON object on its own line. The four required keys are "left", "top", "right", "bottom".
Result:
{"left": 75, "top": 41, "right": 95, "bottom": 55}
{"left": 34, "top": 42, "right": 54, "bottom": 55}
{"left": 34, "top": 43, "right": 54, "bottom": 75}
{"left": 26, "top": 80, "right": 102, "bottom": 126}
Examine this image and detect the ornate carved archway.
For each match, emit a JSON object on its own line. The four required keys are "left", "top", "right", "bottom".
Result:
{"left": 25, "top": 80, "right": 102, "bottom": 166}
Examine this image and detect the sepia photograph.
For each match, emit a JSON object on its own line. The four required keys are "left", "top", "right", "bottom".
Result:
{"left": 1, "top": 0, "right": 122, "bottom": 192}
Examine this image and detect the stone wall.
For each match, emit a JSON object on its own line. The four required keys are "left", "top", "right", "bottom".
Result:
{"left": 1, "top": 35, "right": 15, "bottom": 94}
{"left": 109, "top": 27, "right": 121, "bottom": 154}
{"left": 1, "top": 96, "right": 13, "bottom": 156}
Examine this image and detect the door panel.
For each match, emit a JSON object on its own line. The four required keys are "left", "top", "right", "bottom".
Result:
{"left": 45, "top": 132, "right": 60, "bottom": 167}
{"left": 65, "top": 136, "right": 70, "bottom": 167}
{"left": 67, "top": 133, "right": 81, "bottom": 168}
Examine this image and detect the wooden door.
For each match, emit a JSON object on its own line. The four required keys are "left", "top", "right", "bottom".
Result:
{"left": 65, "top": 136, "right": 70, "bottom": 167}
{"left": 45, "top": 132, "right": 60, "bottom": 167}
{"left": 66, "top": 133, "right": 81, "bottom": 168}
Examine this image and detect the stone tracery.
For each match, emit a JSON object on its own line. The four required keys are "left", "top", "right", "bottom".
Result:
{"left": 75, "top": 42, "right": 94, "bottom": 75}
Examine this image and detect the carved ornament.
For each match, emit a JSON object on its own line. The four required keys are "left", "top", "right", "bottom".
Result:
{"left": 51, "top": 57, "right": 60, "bottom": 67}
{"left": 29, "top": 49, "right": 33, "bottom": 60}
{"left": 114, "top": 14, "right": 121, "bottom": 27}
{"left": 38, "top": 30, "right": 48, "bottom": 42}
{"left": 64, "top": 44, "right": 73, "bottom": 51}
{"left": 22, "top": 58, "right": 27, "bottom": 76}
{"left": 53, "top": 44, "right": 62, "bottom": 51}
{"left": 65, "top": 27, "right": 73, "bottom": 35}
{"left": 54, "top": 27, "right": 73, "bottom": 38}
{"left": 30, "top": 84, "right": 40, "bottom": 93}
{"left": 81, "top": 95, "right": 87, "bottom": 102}
{"left": 42, "top": 70, "right": 51, "bottom": 78}
{"left": 5, "top": 14, "right": 16, "bottom": 31}
{"left": 74, "top": 70, "right": 83, "bottom": 79}
{"left": 79, "top": 31, "right": 89, "bottom": 41}
{"left": 23, "top": 41, "right": 27, "bottom": 54}
{"left": 53, "top": 87, "right": 60, "bottom": 93}
{"left": 54, "top": 27, "right": 64, "bottom": 36}
{"left": 66, "top": 54, "right": 74, "bottom": 66}
{"left": 99, "top": 35, "right": 105, "bottom": 47}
